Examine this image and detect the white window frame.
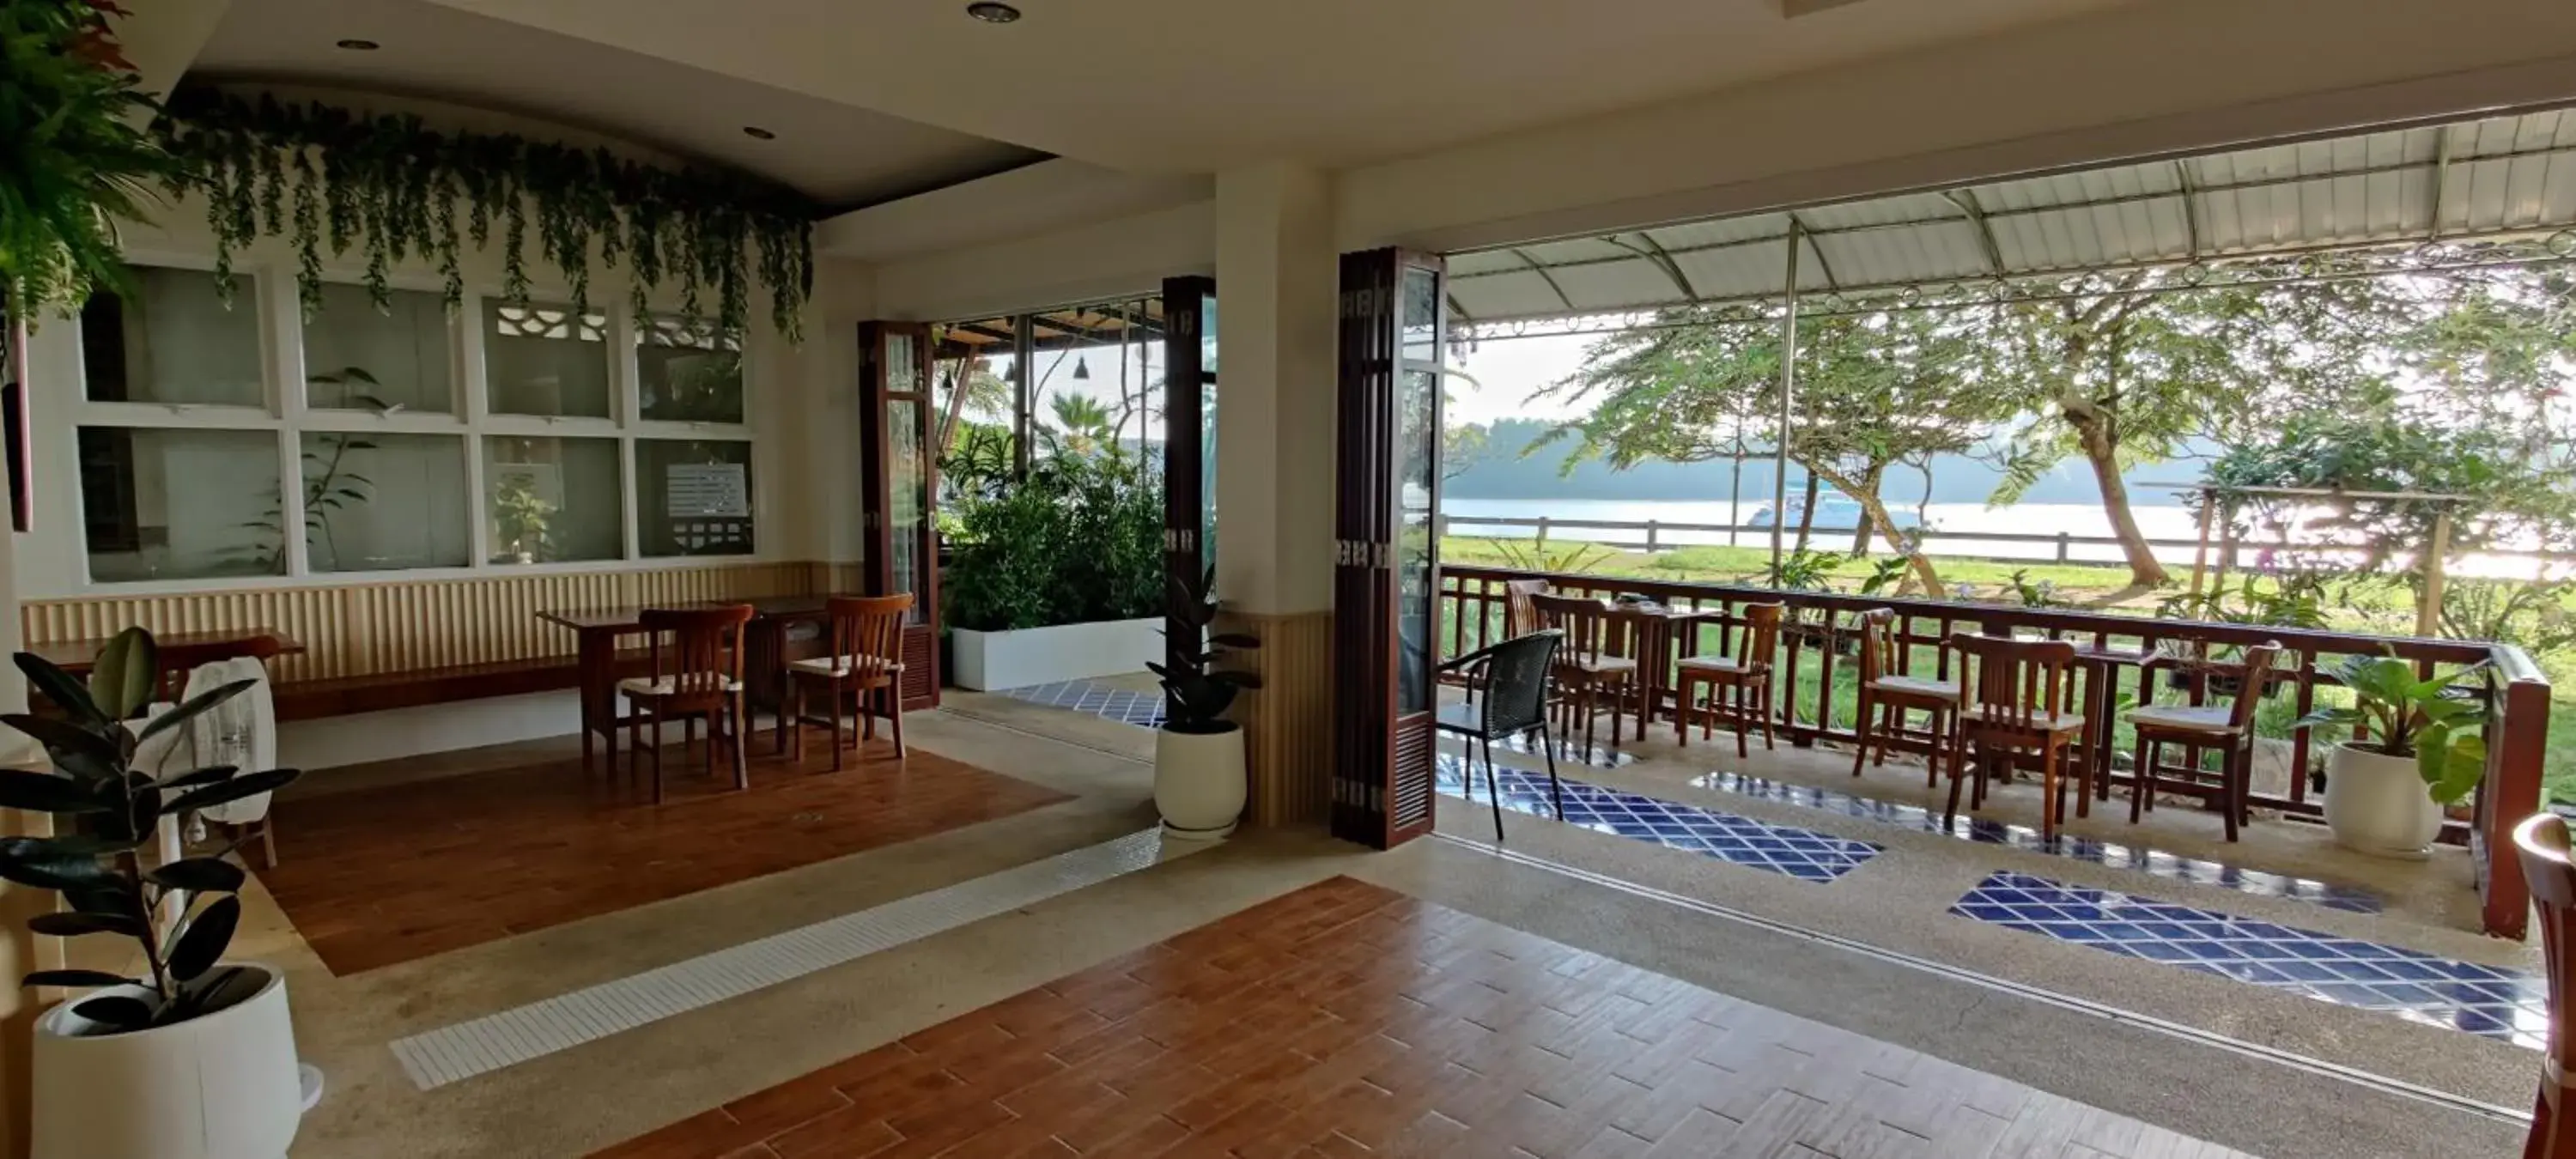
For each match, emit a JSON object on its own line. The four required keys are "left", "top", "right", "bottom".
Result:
{"left": 58, "top": 251, "right": 762, "bottom": 594}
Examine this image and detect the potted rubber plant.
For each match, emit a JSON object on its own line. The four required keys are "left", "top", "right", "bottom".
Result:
{"left": 2294, "top": 652, "right": 2487, "bottom": 859}
{"left": 0, "top": 628, "right": 307, "bottom": 1158}
{"left": 1147, "top": 568, "right": 1261, "bottom": 839}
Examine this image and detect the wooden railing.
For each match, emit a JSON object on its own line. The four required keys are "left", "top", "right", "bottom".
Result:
{"left": 1438, "top": 513, "right": 2570, "bottom": 572}
{"left": 1439, "top": 563, "right": 2555, "bottom": 938}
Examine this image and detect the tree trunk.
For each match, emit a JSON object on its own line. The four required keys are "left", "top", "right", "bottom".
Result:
{"left": 1793, "top": 473, "right": 1821, "bottom": 551}
{"left": 1850, "top": 464, "right": 1880, "bottom": 554}
{"left": 2070, "top": 413, "right": 2168, "bottom": 588}
{"left": 1815, "top": 462, "right": 1940, "bottom": 594}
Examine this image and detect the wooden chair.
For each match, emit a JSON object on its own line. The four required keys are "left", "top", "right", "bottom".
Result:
{"left": 1848, "top": 608, "right": 1959, "bottom": 787}
{"left": 1946, "top": 633, "right": 2087, "bottom": 840}
{"left": 621, "top": 604, "right": 755, "bottom": 804}
{"left": 1674, "top": 603, "right": 1783, "bottom": 759}
{"left": 2127, "top": 641, "right": 2283, "bottom": 841}
{"left": 1529, "top": 592, "right": 1638, "bottom": 753}
{"left": 1436, "top": 630, "right": 1564, "bottom": 842}
{"left": 787, "top": 594, "right": 913, "bottom": 768}
{"left": 1502, "top": 578, "right": 1549, "bottom": 638}
{"left": 2516, "top": 812, "right": 2576, "bottom": 1159}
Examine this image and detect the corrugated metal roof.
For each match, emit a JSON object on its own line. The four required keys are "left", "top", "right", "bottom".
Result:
{"left": 1449, "top": 108, "right": 2576, "bottom": 324}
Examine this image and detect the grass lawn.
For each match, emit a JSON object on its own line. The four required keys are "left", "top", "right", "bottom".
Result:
{"left": 1442, "top": 534, "right": 2576, "bottom": 804}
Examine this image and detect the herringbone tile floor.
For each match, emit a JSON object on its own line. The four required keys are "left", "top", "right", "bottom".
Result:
{"left": 592, "top": 876, "right": 2252, "bottom": 1158}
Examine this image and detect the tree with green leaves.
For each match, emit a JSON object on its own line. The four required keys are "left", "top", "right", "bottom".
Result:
{"left": 1976, "top": 262, "right": 2416, "bottom": 591}
{"left": 1045, "top": 392, "right": 1115, "bottom": 458}
{"left": 1536, "top": 306, "right": 2002, "bottom": 593}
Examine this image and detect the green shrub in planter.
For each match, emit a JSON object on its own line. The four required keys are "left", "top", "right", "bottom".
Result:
{"left": 946, "top": 454, "right": 1160, "bottom": 633}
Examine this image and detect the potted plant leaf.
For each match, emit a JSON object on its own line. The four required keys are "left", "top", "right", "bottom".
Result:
{"left": 1146, "top": 568, "right": 1261, "bottom": 839}
{"left": 0, "top": 628, "right": 308, "bottom": 1158}
{"left": 2293, "top": 652, "right": 2487, "bottom": 859}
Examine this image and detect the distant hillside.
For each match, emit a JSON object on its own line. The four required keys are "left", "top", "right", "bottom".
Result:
{"left": 1453, "top": 419, "right": 2206, "bottom": 507}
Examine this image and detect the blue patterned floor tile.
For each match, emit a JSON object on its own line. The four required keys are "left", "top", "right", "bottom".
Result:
{"left": 1000, "top": 679, "right": 1166, "bottom": 728}
{"left": 1436, "top": 754, "right": 1880, "bottom": 882}
{"left": 1952, "top": 871, "right": 2545, "bottom": 1048}
{"left": 1688, "top": 771, "right": 2384, "bottom": 915}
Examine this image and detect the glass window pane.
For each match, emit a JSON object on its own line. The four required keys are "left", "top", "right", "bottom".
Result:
{"left": 77, "top": 427, "right": 283, "bottom": 580}
{"left": 637, "top": 439, "right": 753, "bottom": 557}
{"left": 303, "top": 283, "right": 454, "bottom": 413}
{"left": 1395, "top": 267, "right": 1441, "bottom": 713}
{"left": 484, "top": 301, "right": 610, "bottom": 418}
{"left": 639, "top": 316, "right": 743, "bottom": 423}
{"left": 484, "top": 436, "right": 623, "bottom": 564}
{"left": 890, "top": 396, "right": 926, "bottom": 621}
{"left": 82, "top": 266, "right": 263, "bottom": 406}
{"left": 301, "top": 432, "right": 470, "bottom": 573}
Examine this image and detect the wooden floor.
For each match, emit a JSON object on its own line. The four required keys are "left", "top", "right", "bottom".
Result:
{"left": 262, "top": 737, "right": 1071, "bottom": 975}
{"left": 593, "top": 877, "right": 2249, "bottom": 1159}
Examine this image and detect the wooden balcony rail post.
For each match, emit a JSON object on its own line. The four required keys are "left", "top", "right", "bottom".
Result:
{"left": 2417, "top": 507, "right": 2453, "bottom": 639}
{"left": 2481, "top": 653, "right": 2553, "bottom": 940}
{"left": 1534, "top": 517, "right": 1550, "bottom": 549}
{"left": 1645, "top": 520, "right": 1660, "bottom": 553}
{"left": 2056, "top": 532, "right": 2071, "bottom": 563}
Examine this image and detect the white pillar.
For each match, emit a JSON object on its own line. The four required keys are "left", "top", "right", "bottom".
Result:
{"left": 1211, "top": 162, "right": 1338, "bottom": 826}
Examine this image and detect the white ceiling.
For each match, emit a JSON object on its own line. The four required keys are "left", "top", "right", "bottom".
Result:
{"left": 188, "top": 0, "right": 1047, "bottom": 207}
{"left": 413, "top": 0, "right": 2148, "bottom": 173}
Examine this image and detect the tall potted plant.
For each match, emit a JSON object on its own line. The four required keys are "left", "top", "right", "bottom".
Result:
{"left": 2294, "top": 652, "right": 2487, "bottom": 859}
{"left": 1148, "top": 569, "right": 1261, "bottom": 839}
{"left": 0, "top": 628, "right": 307, "bottom": 1158}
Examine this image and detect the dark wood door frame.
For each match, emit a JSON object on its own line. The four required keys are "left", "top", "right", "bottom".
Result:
{"left": 1331, "top": 248, "right": 1446, "bottom": 849}
{"left": 1161, "top": 276, "right": 1215, "bottom": 716}
{"left": 859, "top": 321, "right": 942, "bottom": 710}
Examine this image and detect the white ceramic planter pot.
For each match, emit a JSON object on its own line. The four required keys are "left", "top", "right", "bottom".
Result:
{"left": 33, "top": 964, "right": 304, "bottom": 1159}
{"left": 952, "top": 617, "right": 1164, "bottom": 691}
{"left": 2322, "top": 742, "right": 2441, "bottom": 859}
{"left": 1155, "top": 725, "right": 1247, "bottom": 840}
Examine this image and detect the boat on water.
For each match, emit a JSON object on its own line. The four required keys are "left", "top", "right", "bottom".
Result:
{"left": 1747, "top": 495, "right": 1920, "bottom": 531}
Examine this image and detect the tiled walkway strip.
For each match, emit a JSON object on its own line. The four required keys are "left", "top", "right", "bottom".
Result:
{"left": 389, "top": 829, "right": 1171, "bottom": 1089}
{"left": 1691, "top": 770, "right": 2384, "bottom": 914}
{"left": 1954, "top": 871, "right": 2545, "bottom": 1049}
{"left": 1437, "top": 754, "right": 1880, "bottom": 881}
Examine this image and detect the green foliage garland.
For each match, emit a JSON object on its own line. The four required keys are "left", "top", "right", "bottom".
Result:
{"left": 154, "top": 89, "right": 815, "bottom": 339}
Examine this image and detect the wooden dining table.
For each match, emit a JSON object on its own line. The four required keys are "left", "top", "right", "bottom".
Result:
{"left": 538, "top": 597, "right": 831, "bottom": 772}
{"left": 1595, "top": 599, "right": 1728, "bottom": 743}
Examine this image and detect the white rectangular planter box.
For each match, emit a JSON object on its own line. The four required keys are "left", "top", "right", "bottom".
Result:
{"left": 952, "top": 616, "right": 1163, "bottom": 691}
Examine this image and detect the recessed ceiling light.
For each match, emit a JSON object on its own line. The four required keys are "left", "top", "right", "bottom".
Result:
{"left": 966, "top": 3, "right": 1022, "bottom": 23}
{"left": 741, "top": 126, "right": 776, "bottom": 141}
{"left": 334, "top": 38, "right": 380, "bottom": 51}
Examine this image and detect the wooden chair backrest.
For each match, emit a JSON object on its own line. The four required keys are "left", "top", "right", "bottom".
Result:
{"left": 2515, "top": 812, "right": 2576, "bottom": 1120}
{"left": 2225, "top": 641, "right": 2286, "bottom": 732}
{"left": 1735, "top": 603, "right": 1785, "bottom": 671}
{"left": 827, "top": 594, "right": 914, "bottom": 676}
{"left": 1503, "top": 579, "right": 1549, "bottom": 639}
{"left": 640, "top": 604, "right": 753, "bottom": 701}
{"left": 1530, "top": 592, "right": 1615, "bottom": 669}
{"left": 1855, "top": 608, "right": 1900, "bottom": 685}
{"left": 1950, "top": 632, "right": 2073, "bottom": 730}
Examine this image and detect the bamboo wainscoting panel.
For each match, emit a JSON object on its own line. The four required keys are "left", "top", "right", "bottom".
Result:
{"left": 1220, "top": 609, "right": 1333, "bottom": 828}
{"left": 21, "top": 562, "right": 823, "bottom": 684}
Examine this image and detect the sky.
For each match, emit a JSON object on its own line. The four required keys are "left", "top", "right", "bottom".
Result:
{"left": 1447, "top": 333, "right": 1593, "bottom": 427}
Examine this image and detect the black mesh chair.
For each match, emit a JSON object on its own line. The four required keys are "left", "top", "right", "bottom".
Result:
{"left": 1436, "top": 630, "right": 1564, "bottom": 841}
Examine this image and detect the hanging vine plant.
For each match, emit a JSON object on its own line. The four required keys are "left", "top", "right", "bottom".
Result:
{"left": 153, "top": 88, "right": 816, "bottom": 340}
